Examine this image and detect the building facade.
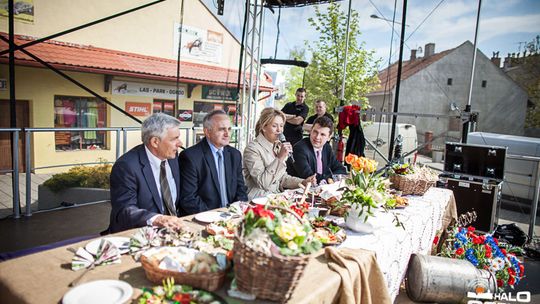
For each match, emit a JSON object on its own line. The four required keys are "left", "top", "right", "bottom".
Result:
{"left": 0, "top": 0, "right": 273, "bottom": 173}
{"left": 367, "top": 41, "right": 528, "bottom": 148}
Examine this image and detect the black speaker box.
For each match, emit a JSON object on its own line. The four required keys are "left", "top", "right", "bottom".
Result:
{"left": 445, "top": 178, "right": 501, "bottom": 233}
{"left": 444, "top": 142, "right": 506, "bottom": 180}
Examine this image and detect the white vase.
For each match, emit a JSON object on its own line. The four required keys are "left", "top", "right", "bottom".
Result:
{"left": 345, "top": 205, "right": 392, "bottom": 233}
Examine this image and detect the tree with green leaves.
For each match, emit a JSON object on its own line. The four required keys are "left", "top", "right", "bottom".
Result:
{"left": 284, "top": 2, "right": 380, "bottom": 116}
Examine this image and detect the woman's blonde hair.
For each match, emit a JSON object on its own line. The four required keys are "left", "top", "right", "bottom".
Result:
{"left": 255, "top": 107, "right": 286, "bottom": 137}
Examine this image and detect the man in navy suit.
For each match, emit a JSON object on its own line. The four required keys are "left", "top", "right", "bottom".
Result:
{"left": 292, "top": 116, "right": 346, "bottom": 183}
{"left": 179, "top": 110, "right": 247, "bottom": 215}
{"left": 109, "top": 113, "right": 184, "bottom": 233}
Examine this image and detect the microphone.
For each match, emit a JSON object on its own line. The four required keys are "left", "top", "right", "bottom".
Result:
{"left": 278, "top": 133, "right": 295, "bottom": 163}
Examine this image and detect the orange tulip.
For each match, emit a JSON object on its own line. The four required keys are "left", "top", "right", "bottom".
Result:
{"left": 345, "top": 153, "right": 357, "bottom": 165}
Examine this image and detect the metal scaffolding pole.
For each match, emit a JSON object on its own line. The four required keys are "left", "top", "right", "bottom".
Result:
{"left": 241, "top": 0, "right": 264, "bottom": 149}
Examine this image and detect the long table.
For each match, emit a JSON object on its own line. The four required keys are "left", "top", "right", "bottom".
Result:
{"left": 0, "top": 188, "right": 456, "bottom": 303}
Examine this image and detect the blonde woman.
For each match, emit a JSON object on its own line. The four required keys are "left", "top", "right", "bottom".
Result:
{"left": 243, "top": 107, "right": 316, "bottom": 200}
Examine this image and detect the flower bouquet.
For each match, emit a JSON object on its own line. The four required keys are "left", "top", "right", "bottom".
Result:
{"left": 232, "top": 204, "right": 321, "bottom": 302}
{"left": 338, "top": 154, "right": 397, "bottom": 232}
{"left": 439, "top": 226, "right": 525, "bottom": 290}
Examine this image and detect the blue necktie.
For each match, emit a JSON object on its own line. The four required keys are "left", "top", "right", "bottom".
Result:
{"left": 217, "top": 150, "right": 228, "bottom": 207}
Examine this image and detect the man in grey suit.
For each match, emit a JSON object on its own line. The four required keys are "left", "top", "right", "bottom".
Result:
{"left": 179, "top": 110, "right": 247, "bottom": 215}
{"left": 109, "top": 113, "right": 184, "bottom": 233}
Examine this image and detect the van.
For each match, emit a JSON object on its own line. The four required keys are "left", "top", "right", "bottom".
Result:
{"left": 362, "top": 123, "right": 417, "bottom": 167}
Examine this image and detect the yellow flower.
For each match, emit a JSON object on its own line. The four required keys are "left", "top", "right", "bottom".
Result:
{"left": 275, "top": 221, "right": 306, "bottom": 242}
{"left": 287, "top": 241, "right": 298, "bottom": 250}
{"left": 275, "top": 222, "right": 296, "bottom": 242}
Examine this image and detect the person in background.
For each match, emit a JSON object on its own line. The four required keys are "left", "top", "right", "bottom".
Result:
{"left": 292, "top": 116, "right": 346, "bottom": 183}
{"left": 109, "top": 113, "right": 183, "bottom": 233}
{"left": 281, "top": 88, "right": 309, "bottom": 146}
{"left": 304, "top": 99, "right": 334, "bottom": 132}
{"left": 243, "top": 107, "right": 316, "bottom": 200}
{"left": 179, "top": 110, "right": 247, "bottom": 215}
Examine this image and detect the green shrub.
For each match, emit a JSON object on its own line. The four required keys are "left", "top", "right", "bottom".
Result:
{"left": 43, "top": 163, "right": 112, "bottom": 193}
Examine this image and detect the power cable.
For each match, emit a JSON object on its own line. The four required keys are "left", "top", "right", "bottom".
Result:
{"left": 370, "top": 0, "right": 398, "bottom": 161}
{"left": 405, "top": 0, "right": 445, "bottom": 41}
{"left": 274, "top": 6, "right": 281, "bottom": 59}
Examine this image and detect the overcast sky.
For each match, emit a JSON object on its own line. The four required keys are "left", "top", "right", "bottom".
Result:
{"left": 201, "top": 0, "right": 540, "bottom": 70}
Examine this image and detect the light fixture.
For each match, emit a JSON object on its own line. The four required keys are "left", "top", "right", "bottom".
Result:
{"left": 450, "top": 102, "right": 461, "bottom": 113}
{"left": 370, "top": 14, "right": 409, "bottom": 27}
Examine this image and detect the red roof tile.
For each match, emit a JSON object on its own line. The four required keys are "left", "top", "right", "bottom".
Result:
{"left": 369, "top": 48, "right": 454, "bottom": 95}
{"left": 0, "top": 33, "right": 274, "bottom": 91}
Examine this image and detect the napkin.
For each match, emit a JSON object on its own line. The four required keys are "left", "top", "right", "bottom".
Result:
{"left": 129, "top": 226, "right": 161, "bottom": 254}
{"left": 71, "top": 239, "right": 121, "bottom": 271}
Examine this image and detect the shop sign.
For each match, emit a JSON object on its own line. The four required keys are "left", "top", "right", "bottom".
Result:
{"left": 177, "top": 109, "right": 193, "bottom": 122}
{"left": 125, "top": 102, "right": 151, "bottom": 116}
{"left": 201, "top": 85, "right": 238, "bottom": 101}
{"left": 112, "top": 80, "right": 186, "bottom": 99}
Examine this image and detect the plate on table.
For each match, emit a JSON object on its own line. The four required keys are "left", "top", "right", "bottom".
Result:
{"left": 85, "top": 237, "right": 130, "bottom": 255}
{"left": 63, "top": 279, "right": 133, "bottom": 304}
{"left": 194, "top": 211, "right": 231, "bottom": 223}
{"left": 251, "top": 197, "right": 268, "bottom": 205}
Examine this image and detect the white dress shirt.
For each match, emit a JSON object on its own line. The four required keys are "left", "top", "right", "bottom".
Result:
{"left": 144, "top": 146, "right": 177, "bottom": 224}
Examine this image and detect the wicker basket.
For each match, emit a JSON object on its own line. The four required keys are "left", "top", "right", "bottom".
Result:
{"left": 140, "top": 255, "right": 227, "bottom": 291}
{"left": 233, "top": 234, "right": 310, "bottom": 302}
{"left": 390, "top": 174, "right": 435, "bottom": 195}
{"left": 322, "top": 198, "right": 349, "bottom": 217}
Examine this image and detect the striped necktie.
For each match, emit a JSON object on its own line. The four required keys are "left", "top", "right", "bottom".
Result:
{"left": 160, "top": 160, "right": 177, "bottom": 216}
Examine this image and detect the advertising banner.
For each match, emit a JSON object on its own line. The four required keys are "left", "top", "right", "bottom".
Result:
{"left": 0, "top": 0, "right": 34, "bottom": 23}
{"left": 173, "top": 24, "right": 223, "bottom": 64}
{"left": 125, "top": 102, "right": 151, "bottom": 116}
{"left": 201, "top": 85, "right": 238, "bottom": 101}
{"left": 177, "top": 109, "right": 193, "bottom": 122}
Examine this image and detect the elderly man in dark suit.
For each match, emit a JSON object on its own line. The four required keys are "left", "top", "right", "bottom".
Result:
{"left": 292, "top": 116, "right": 346, "bottom": 183}
{"left": 179, "top": 110, "right": 247, "bottom": 215}
{"left": 109, "top": 113, "right": 184, "bottom": 233}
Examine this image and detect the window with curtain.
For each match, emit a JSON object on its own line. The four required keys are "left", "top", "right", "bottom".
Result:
{"left": 153, "top": 99, "right": 175, "bottom": 117}
{"left": 54, "top": 95, "right": 108, "bottom": 151}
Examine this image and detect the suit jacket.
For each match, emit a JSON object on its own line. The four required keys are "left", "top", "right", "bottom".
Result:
{"left": 109, "top": 144, "right": 180, "bottom": 233}
{"left": 179, "top": 138, "right": 247, "bottom": 215}
{"left": 292, "top": 138, "right": 347, "bottom": 183}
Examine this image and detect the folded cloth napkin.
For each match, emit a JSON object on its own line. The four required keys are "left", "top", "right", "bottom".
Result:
{"left": 324, "top": 247, "right": 391, "bottom": 304}
{"left": 71, "top": 239, "right": 121, "bottom": 271}
{"left": 129, "top": 226, "right": 162, "bottom": 260}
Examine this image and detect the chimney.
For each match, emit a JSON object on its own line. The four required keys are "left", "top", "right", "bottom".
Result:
{"left": 490, "top": 51, "right": 501, "bottom": 68}
{"left": 503, "top": 53, "right": 511, "bottom": 69}
{"left": 424, "top": 43, "right": 435, "bottom": 58}
{"left": 410, "top": 49, "right": 417, "bottom": 61}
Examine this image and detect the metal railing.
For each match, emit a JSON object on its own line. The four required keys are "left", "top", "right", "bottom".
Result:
{"left": 506, "top": 154, "right": 540, "bottom": 239}
{"left": 1, "top": 126, "right": 244, "bottom": 219}
{"left": 0, "top": 128, "right": 22, "bottom": 218}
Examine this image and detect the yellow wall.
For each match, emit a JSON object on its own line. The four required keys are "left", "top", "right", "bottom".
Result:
{"left": 0, "top": 65, "right": 205, "bottom": 173}
{"left": 0, "top": 0, "right": 243, "bottom": 70}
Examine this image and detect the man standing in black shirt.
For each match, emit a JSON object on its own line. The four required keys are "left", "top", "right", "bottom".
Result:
{"left": 281, "top": 88, "right": 309, "bottom": 146}
{"left": 305, "top": 99, "right": 334, "bottom": 132}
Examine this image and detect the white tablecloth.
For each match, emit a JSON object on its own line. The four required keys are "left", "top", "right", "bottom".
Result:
{"left": 339, "top": 187, "right": 456, "bottom": 301}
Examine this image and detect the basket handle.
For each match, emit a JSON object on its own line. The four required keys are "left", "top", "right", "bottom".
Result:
{"left": 269, "top": 205, "right": 304, "bottom": 223}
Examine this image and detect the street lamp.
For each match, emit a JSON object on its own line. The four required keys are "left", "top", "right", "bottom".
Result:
{"left": 370, "top": 14, "right": 409, "bottom": 27}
